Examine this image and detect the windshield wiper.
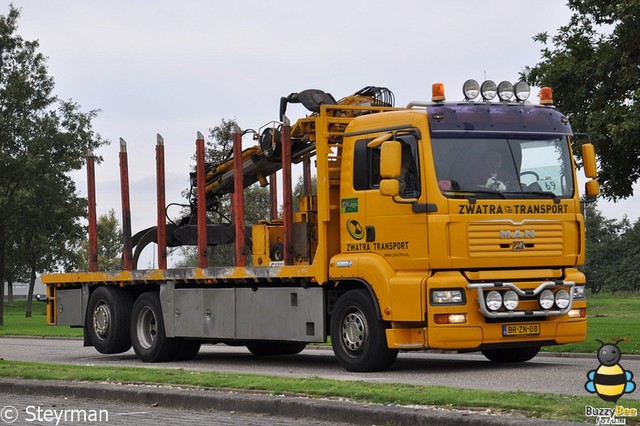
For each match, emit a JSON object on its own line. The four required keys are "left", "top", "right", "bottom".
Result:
{"left": 444, "top": 189, "right": 506, "bottom": 199}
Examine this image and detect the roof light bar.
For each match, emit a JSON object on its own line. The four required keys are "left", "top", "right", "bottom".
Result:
{"left": 461, "top": 79, "right": 533, "bottom": 103}
{"left": 480, "top": 80, "right": 497, "bottom": 100}
{"left": 463, "top": 79, "right": 480, "bottom": 100}
{"left": 514, "top": 81, "right": 531, "bottom": 101}
{"left": 497, "top": 81, "right": 514, "bottom": 101}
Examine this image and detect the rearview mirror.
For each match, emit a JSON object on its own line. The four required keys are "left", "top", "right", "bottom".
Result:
{"left": 581, "top": 143, "right": 597, "bottom": 178}
{"left": 380, "top": 141, "right": 401, "bottom": 178}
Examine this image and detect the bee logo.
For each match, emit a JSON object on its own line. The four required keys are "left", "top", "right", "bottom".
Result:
{"left": 585, "top": 339, "right": 636, "bottom": 403}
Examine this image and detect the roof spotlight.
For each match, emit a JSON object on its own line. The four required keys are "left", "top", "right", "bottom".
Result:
{"left": 480, "top": 80, "right": 497, "bottom": 100}
{"left": 497, "top": 81, "right": 514, "bottom": 101}
{"left": 514, "top": 81, "right": 531, "bottom": 101}
{"left": 463, "top": 79, "right": 480, "bottom": 100}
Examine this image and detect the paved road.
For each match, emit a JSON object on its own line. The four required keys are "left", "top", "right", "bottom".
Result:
{"left": 1, "top": 337, "right": 639, "bottom": 399}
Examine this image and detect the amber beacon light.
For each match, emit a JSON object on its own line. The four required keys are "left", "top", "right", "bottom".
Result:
{"left": 432, "top": 82, "right": 445, "bottom": 102}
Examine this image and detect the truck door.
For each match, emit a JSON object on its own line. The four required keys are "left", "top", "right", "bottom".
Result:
{"left": 349, "top": 132, "right": 429, "bottom": 270}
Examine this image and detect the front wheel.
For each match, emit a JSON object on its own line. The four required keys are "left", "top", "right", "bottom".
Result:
{"left": 330, "top": 289, "right": 398, "bottom": 372}
{"left": 130, "top": 292, "right": 181, "bottom": 362}
{"left": 482, "top": 346, "right": 540, "bottom": 363}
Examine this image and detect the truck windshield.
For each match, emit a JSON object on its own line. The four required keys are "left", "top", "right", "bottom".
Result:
{"left": 432, "top": 135, "right": 574, "bottom": 199}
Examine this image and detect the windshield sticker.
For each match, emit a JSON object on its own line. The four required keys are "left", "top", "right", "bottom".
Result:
{"left": 458, "top": 204, "right": 569, "bottom": 215}
{"left": 341, "top": 198, "right": 359, "bottom": 213}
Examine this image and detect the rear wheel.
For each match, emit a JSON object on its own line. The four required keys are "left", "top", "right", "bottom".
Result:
{"left": 86, "top": 286, "right": 133, "bottom": 354}
{"left": 130, "top": 292, "right": 181, "bottom": 362}
{"left": 330, "top": 289, "right": 398, "bottom": 372}
{"left": 247, "top": 341, "right": 306, "bottom": 356}
{"left": 175, "top": 339, "right": 202, "bottom": 361}
{"left": 482, "top": 346, "right": 540, "bottom": 363}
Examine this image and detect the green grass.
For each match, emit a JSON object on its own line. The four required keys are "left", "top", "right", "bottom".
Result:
{"left": 542, "top": 292, "right": 640, "bottom": 354}
{"left": 1, "top": 359, "right": 636, "bottom": 424}
{"left": 0, "top": 299, "right": 82, "bottom": 338}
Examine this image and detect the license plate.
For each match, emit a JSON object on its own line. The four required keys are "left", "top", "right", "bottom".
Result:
{"left": 502, "top": 323, "right": 540, "bottom": 337}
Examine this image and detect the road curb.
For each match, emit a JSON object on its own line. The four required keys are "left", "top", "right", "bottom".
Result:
{"left": 0, "top": 378, "right": 582, "bottom": 426}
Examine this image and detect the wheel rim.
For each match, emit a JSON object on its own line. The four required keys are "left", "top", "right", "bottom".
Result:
{"left": 340, "top": 308, "right": 367, "bottom": 356}
{"left": 136, "top": 306, "right": 158, "bottom": 350}
{"left": 92, "top": 302, "right": 110, "bottom": 339}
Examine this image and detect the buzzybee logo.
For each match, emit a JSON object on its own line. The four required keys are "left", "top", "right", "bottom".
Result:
{"left": 585, "top": 339, "right": 635, "bottom": 403}
{"left": 583, "top": 339, "right": 638, "bottom": 425}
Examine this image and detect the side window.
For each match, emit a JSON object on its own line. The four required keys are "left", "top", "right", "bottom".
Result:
{"left": 353, "top": 135, "right": 420, "bottom": 198}
{"left": 353, "top": 139, "right": 381, "bottom": 190}
{"left": 397, "top": 135, "right": 420, "bottom": 198}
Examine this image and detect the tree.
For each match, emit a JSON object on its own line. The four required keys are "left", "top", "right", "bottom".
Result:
{"left": 524, "top": 0, "right": 640, "bottom": 200}
{"left": 11, "top": 174, "right": 86, "bottom": 317}
{"left": 581, "top": 200, "right": 640, "bottom": 294}
{"left": 616, "top": 219, "right": 640, "bottom": 293}
{"left": 582, "top": 201, "right": 626, "bottom": 294}
{"left": 0, "top": 6, "right": 104, "bottom": 325}
{"left": 76, "top": 209, "right": 123, "bottom": 272}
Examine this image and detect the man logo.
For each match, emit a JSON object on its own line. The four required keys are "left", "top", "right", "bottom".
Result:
{"left": 500, "top": 230, "right": 535, "bottom": 239}
{"left": 512, "top": 241, "right": 525, "bottom": 251}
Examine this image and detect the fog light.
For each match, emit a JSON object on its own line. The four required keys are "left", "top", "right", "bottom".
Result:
{"left": 486, "top": 290, "right": 502, "bottom": 311}
{"left": 539, "top": 289, "right": 554, "bottom": 310}
{"left": 555, "top": 289, "right": 570, "bottom": 309}
{"left": 503, "top": 290, "right": 519, "bottom": 311}
{"left": 568, "top": 308, "right": 586, "bottom": 318}
{"left": 434, "top": 313, "right": 467, "bottom": 324}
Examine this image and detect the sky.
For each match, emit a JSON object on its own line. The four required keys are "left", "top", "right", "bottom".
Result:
{"left": 5, "top": 1, "right": 639, "bottom": 267}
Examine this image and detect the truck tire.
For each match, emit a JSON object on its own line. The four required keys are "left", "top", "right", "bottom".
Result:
{"left": 330, "top": 289, "right": 398, "bottom": 372}
{"left": 87, "top": 286, "right": 133, "bottom": 354}
{"left": 246, "top": 342, "right": 307, "bottom": 356}
{"left": 130, "top": 292, "right": 181, "bottom": 362}
{"left": 175, "top": 339, "right": 202, "bottom": 361}
{"left": 482, "top": 346, "right": 540, "bottom": 363}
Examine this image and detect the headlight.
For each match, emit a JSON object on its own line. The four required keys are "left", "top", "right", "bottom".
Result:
{"left": 539, "top": 289, "right": 554, "bottom": 310}
{"left": 463, "top": 79, "right": 480, "bottom": 100}
{"left": 555, "top": 289, "right": 570, "bottom": 309}
{"left": 503, "top": 290, "right": 519, "bottom": 311}
{"left": 480, "top": 80, "right": 497, "bottom": 100}
{"left": 497, "top": 81, "right": 514, "bottom": 101}
{"left": 486, "top": 290, "right": 502, "bottom": 311}
{"left": 572, "top": 285, "right": 586, "bottom": 300}
{"left": 514, "top": 81, "right": 530, "bottom": 101}
{"left": 431, "top": 289, "right": 464, "bottom": 304}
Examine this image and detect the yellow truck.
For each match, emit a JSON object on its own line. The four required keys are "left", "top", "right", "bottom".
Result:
{"left": 43, "top": 80, "right": 599, "bottom": 372}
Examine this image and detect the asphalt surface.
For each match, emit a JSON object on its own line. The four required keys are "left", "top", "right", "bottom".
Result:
{"left": 1, "top": 337, "right": 638, "bottom": 425}
{"left": 2, "top": 337, "right": 640, "bottom": 398}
